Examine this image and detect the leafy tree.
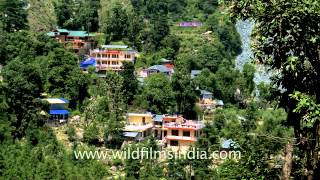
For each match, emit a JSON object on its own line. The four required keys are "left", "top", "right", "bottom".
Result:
{"left": 195, "top": 43, "right": 226, "bottom": 73}
{"left": 142, "top": 73, "right": 175, "bottom": 114}
{"left": 54, "top": 0, "right": 100, "bottom": 32}
{"left": 103, "top": 2, "right": 129, "bottom": 42}
{"left": 45, "top": 48, "right": 89, "bottom": 109}
{"left": 172, "top": 68, "right": 197, "bottom": 118}
{"left": 242, "top": 63, "right": 256, "bottom": 96}
{"left": 228, "top": 0, "right": 320, "bottom": 178}
{"left": 28, "top": 0, "right": 57, "bottom": 32}
{"left": 206, "top": 12, "right": 242, "bottom": 56}
{"left": 120, "top": 61, "right": 139, "bottom": 105}
{"left": 2, "top": 58, "right": 47, "bottom": 138}
{"left": 0, "top": 0, "right": 28, "bottom": 32}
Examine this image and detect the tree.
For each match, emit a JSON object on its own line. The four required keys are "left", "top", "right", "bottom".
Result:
{"left": 28, "top": 0, "right": 57, "bottom": 32}
{"left": 54, "top": 0, "right": 100, "bottom": 32}
{"left": 0, "top": 0, "right": 28, "bottom": 32}
{"left": 242, "top": 63, "right": 256, "bottom": 96}
{"left": 120, "top": 61, "right": 139, "bottom": 105}
{"left": 102, "top": 2, "right": 129, "bottom": 42}
{"left": 228, "top": 0, "right": 320, "bottom": 178}
{"left": 45, "top": 48, "right": 89, "bottom": 109}
{"left": 142, "top": 73, "right": 175, "bottom": 114}
{"left": 2, "top": 58, "right": 47, "bottom": 138}
{"left": 172, "top": 68, "right": 197, "bottom": 118}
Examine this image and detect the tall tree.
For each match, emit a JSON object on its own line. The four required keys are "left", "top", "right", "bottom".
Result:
{"left": 0, "top": 0, "right": 28, "bottom": 32}
{"left": 172, "top": 68, "right": 197, "bottom": 118}
{"left": 2, "top": 58, "right": 46, "bottom": 138}
{"left": 120, "top": 61, "right": 139, "bottom": 105}
{"left": 228, "top": 0, "right": 320, "bottom": 178}
{"left": 142, "top": 73, "right": 175, "bottom": 114}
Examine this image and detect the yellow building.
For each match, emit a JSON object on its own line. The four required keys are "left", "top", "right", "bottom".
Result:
{"left": 123, "top": 113, "right": 153, "bottom": 141}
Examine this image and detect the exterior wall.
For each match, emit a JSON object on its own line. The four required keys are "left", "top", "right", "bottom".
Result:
{"left": 167, "top": 140, "right": 194, "bottom": 152}
{"left": 167, "top": 129, "right": 196, "bottom": 137}
{"left": 91, "top": 50, "right": 135, "bottom": 71}
{"left": 128, "top": 114, "right": 153, "bottom": 124}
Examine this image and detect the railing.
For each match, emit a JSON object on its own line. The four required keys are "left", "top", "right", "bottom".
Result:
{"left": 163, "top": 120, "right": 204, "bottom": 130}
{"left": 165, "top": 135, "right": 197, "bottom": 142}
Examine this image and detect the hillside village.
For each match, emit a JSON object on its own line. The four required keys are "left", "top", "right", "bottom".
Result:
{"left": 0, "top": 0, "right": 319, "bottom": 179}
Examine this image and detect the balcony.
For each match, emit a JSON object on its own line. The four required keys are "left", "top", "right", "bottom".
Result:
{"left": 124, "top": 123, "right": 153, "bottom": 132}
{"left": 165, "top": 135, "right": 197, "bottom": 142}
{"left": 163, "top": 120, "right": 204, "bottom": 130}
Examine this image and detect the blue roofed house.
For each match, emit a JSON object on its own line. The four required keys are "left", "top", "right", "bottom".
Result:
{"left": 43, "top": 98, "right": 70, "bottom": 123}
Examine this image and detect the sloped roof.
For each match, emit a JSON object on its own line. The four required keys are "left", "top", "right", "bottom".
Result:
{"left": 101, "top": 45, "right": 129, "bottom": 49}
{"left": 147, "top": 65, "right": 171, "bottom": 73}
{"left": 44, "top": 98, "right": 69, "bottom": 104}
{"left": 191, "top": 70, "right": 202, "bottom": 78}
{"left": 123, "top": 132, "right": 139, "bottom": 137}
{"left": 68, "top": 30, "right": 91, "bottom": 37}
{"left": 200, "top": 90, "right": 212, "bottom": 95}
{"left": 153, "top": 115, "right": 163, "bottom": 122}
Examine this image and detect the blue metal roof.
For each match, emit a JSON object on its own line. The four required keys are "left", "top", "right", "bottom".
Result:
{"left": 147, "top": 65, "right": 171, "bottom": 73}
{"left": 123, "top": 132, "right": 139, "bottom": 137}
{"left": 153, "top": 115, "right": 163, "bottom": 122}
{"left": 49, "top": 110, "right": 69, "bottom": 115}
{"left": 80, "top": 57, "right": 96, "bottom": 68}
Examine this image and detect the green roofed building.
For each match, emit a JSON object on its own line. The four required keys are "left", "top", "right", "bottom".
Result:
{"left": 46, "top": 29, "right": 96, "bottom": 53}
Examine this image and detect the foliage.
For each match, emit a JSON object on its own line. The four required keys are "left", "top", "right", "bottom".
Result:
{"left": 120, "top": 61, "right": 139, "bottom": 105}
{"left": 227, "top": 0, "right": 320, "bottom": 178}
{"left": 54, "top": 0, "right": 100, "bottom": 32}
{"left": 0, "top": 0, "right": 28, "bottom": 32}
{"left": 141, "top": 73, "right": 176, "bottom": 114}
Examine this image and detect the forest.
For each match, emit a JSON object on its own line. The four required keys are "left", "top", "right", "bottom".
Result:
{"left": 0, "top": 0, "right": 319, "bottom": 179}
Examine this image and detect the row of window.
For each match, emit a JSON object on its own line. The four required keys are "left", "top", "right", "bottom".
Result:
{"left": 171, "top": 130, "right": 190, "bottom": 137}
{"left": 101, "top": 61, "right": 120, "bottom": 65}
{"left": 95, "top": 54, "right": 132, "bottom": 59}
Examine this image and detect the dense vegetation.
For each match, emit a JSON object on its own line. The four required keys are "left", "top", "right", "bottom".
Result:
{"left": 0, "top": 0, "right": 318, "bottom": 179}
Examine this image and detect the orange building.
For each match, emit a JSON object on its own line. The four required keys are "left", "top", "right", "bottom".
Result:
{"left": 90, "top": 45, "right": 137, "bottom": 72}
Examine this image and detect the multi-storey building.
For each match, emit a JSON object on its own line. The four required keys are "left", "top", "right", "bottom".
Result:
{"left": 162, "top": 115, "right": 204, "bottom": 151}
{"left": 47, "top": 29, "right": 95, "bottom": 52}
{"left": 124, "top": 113, "right": 204, "bottom": 151}
{"left": 89, "top": 45, "right": 136, "bottom": 72}
{"left": 123, "top": 113, "right": 153, "bottom": 141}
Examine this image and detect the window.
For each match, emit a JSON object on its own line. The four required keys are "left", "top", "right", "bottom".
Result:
{"left": 125, "top": 54, "right": 131, "bottom": 59}
{"left": 112, "top": 54, "right": 119, "bottom": 58}
{"left": 183, "top": 131, "right": 190, "bottom": 137}
{"left": 142, "top": 117, "right": 146, "bottom": 124}
{"left": 170, "top": 140, "right": 179, "bottom": 146}
{"left": 172, "top": 130, "right": 179, "bottom": 136}
{"left": 112, "top": 61, "right": 117, "bottom": 65}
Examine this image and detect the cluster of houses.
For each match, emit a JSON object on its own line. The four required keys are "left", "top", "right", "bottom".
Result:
{"left": 44, "top": 26, "right": 225, "bottom": 150}
{"left": 42, "top": 98, "right": 204, "bottom": 151}
{"left": 123, "top": 113, "right": 205, "bottom": 152}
